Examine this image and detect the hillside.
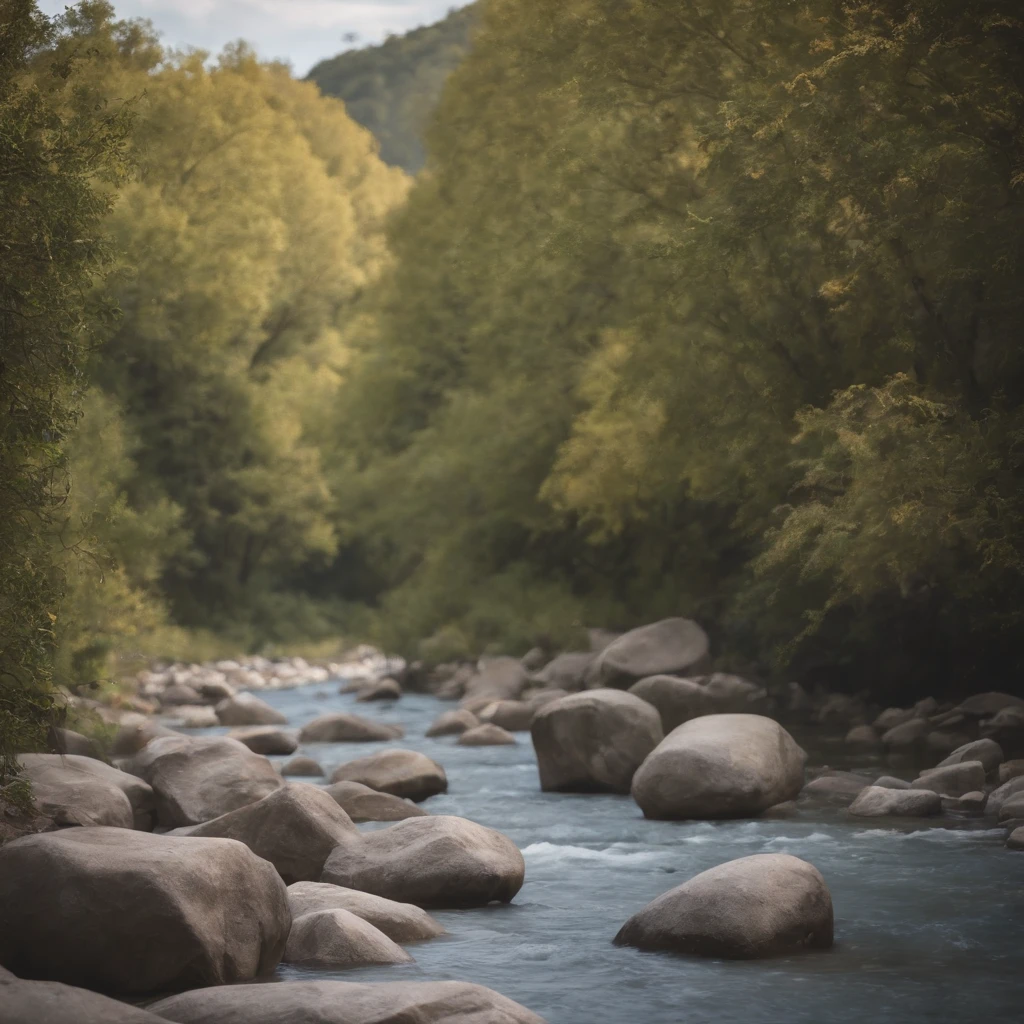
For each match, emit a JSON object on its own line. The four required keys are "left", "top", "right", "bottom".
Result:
{"left": 306, "top": 5, "right": 477, "bottom": 173}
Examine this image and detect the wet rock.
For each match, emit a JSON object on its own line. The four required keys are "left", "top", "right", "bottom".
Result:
{"left": 287, "top": 881, "right": 444, "bottom": 942}
{"left": 321, "top": 815, "right": 524, "bottom": 909}
{"left": 282, "top": 756, "right": 324, "bottom": 777}
{"left": 425, "top": 708, "right": 479, "bottom": 737}
{"left": 614, "top": 853, "right": 832, "bottom": 959}
{"left": 214, "top": 693, "right": 287, "bottom": 727}
{"left": 881, "top": 718, "right": 929, "bottom": 748}
{"left": 298, "top": 713, "right": 404, "bottom": 744}
{"left": 459, "top": 724, "right": 517, "bottom": 746}
{"left": 588, "top": 618, "right": 710, "bottom": 689}
{"left": 845, "top": 725, "right": 881, "bottom": 747}
{"left": 532, "top": 689, "right": 663, "bottom": 794}
{"left": 356, "top": 678, "right": 402, "bottom": 702}
{"left": 628, "top": 675, "right": 711, "bottom": 733}
{"left": 631, "top": 714, "right": 805, "bottom": 820}
{"left": 478, "top": 700, "right": 535, "bottom": 731}
{"left": 848, "top": 786, "right": 942, "bottom": 817}
{"left": 228, "top": 726, "right": 298, "bottom": 756}
{"left": 328, "top": 749, "right": 446, "bottom": 802}
{"left": 912, "top": 761, "right": 986, "bottom": 797}
{"left": 800, "top": 772, "right": 871, "bottom": 805}
{"left": 0, "top": 978, "right": 168, "bottom": 1024}
{"left": 284, "top": 909, "right": 411, "bottom": 968}
{"left": 936, "top": 738, "right": 1003, "bottom": 775}
{"left": 121, "top": 735, "right": 282, "bottom": 828}
{"left": 0, "top": 827, "right": 289, "bottom": 995}
{"left": 324, "top": 781, "right": 429, "bottom": 822}
{"left": 148, "top": 980, "right": 546, "bottom": 1024}
{"left": 168, "top": 783, "right": 357, "bottom": 883}
{"left": 873, "top": 775, "right": 911, "bottom": 789}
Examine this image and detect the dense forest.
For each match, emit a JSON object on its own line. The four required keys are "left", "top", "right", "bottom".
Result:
{"left": 306, "top": 5, "right": 476, "bottom": 173}
{"left": 2, "top": 0, "right": 1024, "bottom": 777}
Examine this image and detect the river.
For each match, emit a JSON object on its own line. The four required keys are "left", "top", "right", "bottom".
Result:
{"left": 184, "top": 685, "right": 1024, "bottom": 1023}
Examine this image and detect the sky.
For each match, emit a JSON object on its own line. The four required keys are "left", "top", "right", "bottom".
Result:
{"left": 37, "top": 1, "right": 473, "bottom": 76}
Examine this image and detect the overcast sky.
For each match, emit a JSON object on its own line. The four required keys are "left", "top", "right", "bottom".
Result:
{"left": 38, "top": 1, "right": 472, "bottom": 76}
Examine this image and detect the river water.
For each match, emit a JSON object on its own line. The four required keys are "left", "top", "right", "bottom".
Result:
{"left": 189, "top": 685, "right": 1024, "bottom": 1023}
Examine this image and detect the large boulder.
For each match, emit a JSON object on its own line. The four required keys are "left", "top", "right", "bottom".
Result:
{"left": 614, "top": 854, "right": 832, "bottom": 959}
{"left": 1008, "top": 826, "right": 1024, "bottom": 851}
{"left": 47, "top": 727, "right": 105, "bottom": 760}
{"left": 588, "top": 618, "right": 710, "bottom": 688}
{"left": 214, "top": 693, "right": 287, "bottom": 726}
{"left": 631, "top": 714, "right": 805, "bottom": 820}
{"left": 848, "top": 786, "right": 942, "bottom": 817}
{"left": 298, "top": 713, "right": 404, "bottom": 744}
{"left": 0, "top": 977, "right": 168, "bottom": 1024}
{"left": 0, "top": 827, "right": 289, "bottom": 995}
{"left": 121, "top": 735, "right": 282, "bottom": 828}
{"left": 911, "top": 761, "right": 986, "bottom": 798}
{"left": 227, "top": 726, "right": 298, "bottom": 756}
{"left": 531, "top": 689, "right": 663, "bottom": 794}
{"left": 628, "top": 675, "right": 711, "bottom": 732}
{"left": 478, "top": 700, "right": 535, "bottom": 731}
{"left": 110, "top": 720, "right": 179, "bottom": 758}
{"left": 324, "top": 781, "right": 429, "bottom": 822}
{"left": 169, "top": 784, "right": 357, "bottom": 883}
{"left": 530, "top": 652, "right": 594, "bottom": 691}
{"left": 148, "top": 980, "right": 546, "bottom": 1024}
{"left": 328, "top": 749, "right": 447, "bottom": 802}
{"left": 463, "top": 656, "right": 529, "bottom": 702}
{"left": 287, "top": 881, "right": 444, "bottom": 943}
{"left": 284, "top": 909, "right": 411, "bottom": 968}
{"left": 321, "top": 815, "right": 524, "bottom": 909}
{"left": 425, "top": 708, "right": 479, "bottom": 737}
{"left": 986, "top": 775, "right": 1024, "bottom": 816}
{"left": 17, "top": 753, "right": 154, "bottom": 830}
{"left": 459, "top": 723, "right": 517, "bottom": 746}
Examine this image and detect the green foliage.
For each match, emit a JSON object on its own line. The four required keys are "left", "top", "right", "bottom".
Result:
{"left": 307, "top": 5, "right": 477, "bottom": 172}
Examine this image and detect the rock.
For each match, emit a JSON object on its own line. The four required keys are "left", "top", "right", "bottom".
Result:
{"left": 589, "top": 618, "right": 710, "bottom": 688}
{"left": 521, "top": 647, "right": 548, "bottom": 671}
{"left": 425, "top": 708, "right": 479, "bottom": 737}
{"left": 321, "top": 815, "right": 524, "bottom": 909}
{"left": 631, "top": 714, "right": 805, "bottom": 820}
{"left": 196, "top": 679, "right": 235, "bottom": 702}
{"left": 287, "top": 881, "right": 444, "bottom": 943}
{"left": 785, "top": 681, "right": 812, "bottom": 715}
{"left": 936, "top": 738, "right": 1003, "bottom": 774}
{"left": 873, "top": 775, "right": 911, "bottom": 789}
{"left": 0, "top": 827, "right": 289, "bottom": 994}
{"left": 985, "top": 775, "right": 1024, "bottom": 816}
{"left": 0, "top": 978, "right": 168, "bottom": 1023}
{"left": 913, "top": 696, "right": 940, "bottom": 718}
{"left": 912, "top": 761, "right": 986, "bottom": 797}
{"left": 298, "top": 713, "right": 404, "bottom": 744}
{"left": 943, "top": 791, "right": 986, "bottom": 812}
{"left": 47, "top": 727, "right": 105, "bottom": 760}
{"left": 762, "top": 801, "right": 798, "bottom": 818}
{"left": 214, "top": 693, "right": 287, "bottom": 727}
{"left": 925, "top": 730, "right": 972, "bottom": 756}
{"left": 815, "top": 693, "right": 867, "bottom": 728}
{"left": 478, "top": 699, "right": 535, "bottom": 731}
{"left": 228, "top": 726, "right": 298, "bottom": 756}
{"left": 998, "top": 759, "right": 1024, "bottom": 785}
{"left": 525, "top": 688, "right": 570, "bottom": 709}
{"left": 881, "top": 718, "right": 929, "bottom": 748}
{"left": 463, "top": 656, "right": 529, "bottom": 702}
{"left": 148, "top": 980, "right": 546, "bottom": 1024}
{"left": 1007, "top": 826, "right": 1024, "bottom": 850}
{"left": 628, "top": 675, "right": 711, "bottom": 732}
{"left": 356, "top": 678, "right": 402, "bottom": 702}
{"left": 613, "top": 853, "right": 832, "bottom": 959}
{"left": 324, "top": 781, "right": 429, "bottom": 822}
{"left": 16, "top": 753, "right": 154, "bottom": 830}
{"left": 121, "top": 735, "right": 282, "bottom": 828}
{"left": 160, "top": 682, "right": 204, "bottom": 707}
{"left": 284, "top": 909, "right": 411, "bottom": 967}
{"left": 282, "top": 756, "right": 324, "bottom": 777}
{"left": 929, "top": 708, "right": 967, "bottom": 729}
{"left": 800, "top": 771, "right": 871, "bottom": 804}
{"left": 996, "top": 793, "right": 1024, "bottom": 822}
{"left": 701, "top": 673, "right": 768, "bottom": 713}
{"left": 531, "top": 689, "right": 663, "bottom": 794}
{"left": 328, "top": 749, "right": 446, "bottom": 802}
{"left": 874, "top": 707, "right": 914, "bottom": 731}
{"left": 458, "top": 723, "right": 517, "bottom": 746}
{"left": 531, "top": 652, "right": 594, "bottom": 691}
{"left": 171, "top": 705, "right": 220, "bottom": 729}
{"left": 845, "top": 725, "right": 881, "bottom": 747}
{"left": 110, "top": 720, "right": 180, "bottom": 757}
{"left": 980, "top": 707, "right": 1024, "bottom": 751}
{"left": 848, "top": 786, "right": 942, "bottom": 817}
{"left": 168, "top": 783, "right": 357, "bottom": 883}
{"left": 957, "top": 692, "right": 1024, "bottom": 717}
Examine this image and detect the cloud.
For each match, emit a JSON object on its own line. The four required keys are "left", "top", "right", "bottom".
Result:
{"left": 38, "top": 0, "right": 471, "bottom": 76}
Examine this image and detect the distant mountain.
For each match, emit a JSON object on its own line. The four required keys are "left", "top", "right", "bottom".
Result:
{"left": 306, "top": 5, "right": 477, "bottom": 174}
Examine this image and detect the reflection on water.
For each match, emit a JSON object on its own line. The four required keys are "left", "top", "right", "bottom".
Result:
{"left": 190, "top": 687, "right": 1024, "bottom": 1024}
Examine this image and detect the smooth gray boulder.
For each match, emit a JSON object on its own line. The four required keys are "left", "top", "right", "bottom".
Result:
{"left": 287, "top": 881, "right": 445, "bottom": 942}
{"left": 881, "top": 718, "right": 929, "bottom": 748}
{"left": 227, "top": 726, "right": 298, "bottom": 756}
{"left": 459, "top": 723, "right": 517, "bottom": 746}
{"left": 284, "top": 909, "right": 411, "bottom": 967}
{"left": 321, "top": 815, "right": 524, "bottom": 909}
{"left": 845, "top": 725, "right": 881, "bottom": 747}
{"left": 589, "top": 618, "right": 710, "bottom": 688}
{"left": 848, "top": 786, "right": 942, "bottom": 817}
{"left": 800, "top": 771, "right": 871, "bottom": 804}
{"left": 148, "top": 980, "right": 546, "bottom": 1024}
{"left": 614, "top": 854, "right": 832, "bottom": 959}
{"left": 874, "top": 775, "right": 911, "bottom": 789}
{"left": 0, "top": 978, "right": 168, "bottom": 1023}
{"left": 298, "top": 713, "right": 404, "bottom": 744}
{"left": 531, "top": 652, "right": 594, "bottom": 691}
{"left": 328, "top": 749, "right": 446, "bottom": 802}
{"left": 160, "top": 683, "right": 203, "bottom": 707}
{"left": 478, "top": 700, "right": 535, "bottom": 731}
{"left": 356, "top": 678, "right": 402, "bottom": 702}
{"left": 282, "top": 755, "right": 324, "bottom": 777}
{"left": 911, "top": 761, "right": 986, "bottom": 798}
{"left": 168, "top": 783, "right": 357, "bottom": 883}
{"left": 214, "top": 693, "right": 287, "bottom": 726}
{"left": 1007, "top": 826, "right": 1024, "bottom": 850}
{"left": 0, "top": 827, "right": 289, "bottom": 995}
{"left": 121, "top": 735, "right": 282, "bottom": 828}
{"left": 425, "top": 708, "right": 479, "bottom": 737}
{"left": 628, "top": 675, "right": 711, "bottom": 732}
{"left": 631, "top": 714, "right": 805, "bottom": 820}
{"left": 531, "top": 689, "right": 663, "bottom": 794}
{"left": 324, "top": 781, "right": 429, "bottom": 822}
{"left": 998, "top": 759, "right": 1024, "bottom": 784}
{"left": 985, "top": 775, "right": 1024, "bottom": 816}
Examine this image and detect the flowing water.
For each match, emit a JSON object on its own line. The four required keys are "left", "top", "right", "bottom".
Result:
{"left": 188, "top": 686, "right": 1024, "bottom": 1023}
